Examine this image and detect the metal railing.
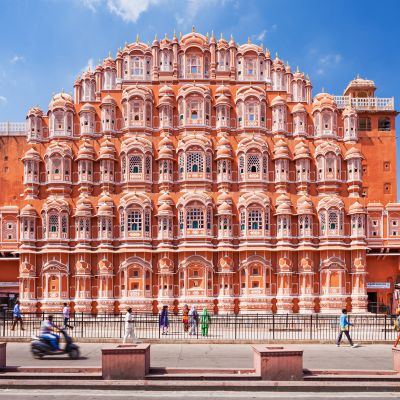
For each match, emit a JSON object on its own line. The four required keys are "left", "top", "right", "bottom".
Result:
{"left": 2, "top": 312, "right": 398, "bottom": 342}
{"left": 0, "top": 122, "right": 26, "bottom": 136}
{"left": 334, "top": 96, "right": 395, "bottom": 111}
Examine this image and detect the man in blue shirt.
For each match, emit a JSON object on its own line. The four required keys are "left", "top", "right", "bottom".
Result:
{"left": 336, "top": 309, "right": 358, "bottom": 348}
{"left": 10, "top": 301, "right": 25, "bottom": 331}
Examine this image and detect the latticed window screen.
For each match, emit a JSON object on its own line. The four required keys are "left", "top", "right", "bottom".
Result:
{"left": 206, "top": 209, "right": 211, "bottom": 229}
{"left": 179, "top": 154, "right": 184, "bottom": 173}
{"left": 61, "top": 216, "right": 67, "bottom": 233}
{"left": 187, "top": 152, "right": 204, "bottom": 172}
{"left": 186, "top": 208, "right": 204, "bottom": 229}
{"left": 144, "top": 212, "right": 150, "bottom": 233}
{"left": 49, "top": 214, "right": 58, "bottom": 232}
{"left": 239, "top": 156, "right": 245, "bottom": 174}
{"left": 247, "top": 155, "right": 260, "bottom": 173}
{"left": 328, "top": 211, "right": 338, "bottom": 231}
{"left": 121, "top": 157, "right": 126, "bottom": 175}
{"left": 206, "top": 154, "right": 211, "bottom": 173}
{"left": 145, "top": 156, "right": 151, "bottom": 174}
{"left": 263, "top": 156, "right": 268, "bottom": 174}
{"left": 240, "top": 210, "right": 246, "bottom": 231}
{"left": 248, "top": 209, "right": 262, "bottom": 230}
{"left": 129, "top": 155, "right": 142, "bottom": 173}
{"left": 127, "top": 211, "right": 142, "bottom": 232}
{"left": 120, "top": 211, "right": 125, "bottom": 232}
{"left": 179, "top": 210, "right": 184, "bottom": 230}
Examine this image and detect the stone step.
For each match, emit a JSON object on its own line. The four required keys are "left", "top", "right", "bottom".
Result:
{"left": 0, "top": 372, "right": 102, "bottom": 380}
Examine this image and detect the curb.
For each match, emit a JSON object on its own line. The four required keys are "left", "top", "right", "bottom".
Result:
{"left": 0, "top": 337, "right": 396, "bottom": 344}
{"left": 0, "top": 379, "right": 399, "bottom": 392}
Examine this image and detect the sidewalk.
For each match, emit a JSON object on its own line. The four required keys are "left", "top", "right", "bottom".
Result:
{"left": 4, "top": 343, "right": 394, "bottom": 371}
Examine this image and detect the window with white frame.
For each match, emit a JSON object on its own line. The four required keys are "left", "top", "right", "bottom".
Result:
{"left": 248, "top": 208, "right": 263, "bottom": 231}
{"left": 186, "top": 207, "right": 204, "bottom": 230}
{"left": 187, "top": 152, "right": 204, "bottom": 173}
{"left": 299, "top": 215, "right": 312, "bottom": 237}
{"left": 127, "top": 210, "right": 142, "bottom": 232}
{"left": 389, "top": 218, "right": 400, "bottom": 237}
{"left": 368, "top": 218, "right": 381, "bottom": 237}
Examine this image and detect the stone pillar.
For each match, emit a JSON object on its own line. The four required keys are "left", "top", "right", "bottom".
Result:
{"left": 392, "top": 347, "right": 400, "bottom": 374}
{"left": 102, "top": 344, "right": 150, "bottom": 380}
{"left": 0, "top": 343, "right": 6, "bottom": 369}
{"left": 252, "top": 345, "right": 303, "bottom": 381}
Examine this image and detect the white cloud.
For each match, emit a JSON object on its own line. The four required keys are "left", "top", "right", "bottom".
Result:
{"left": 0, "top": 96, "right": 7, "bottom": 104}
{"left": 81, "top": 58, "right": 95, "bottom": 73}
{"left": 251, "top": 25, "right": 277, "bottom": 43}
{"left": 313, "top": 52, "right": 342, "bottom": 76}
{"left": 10, "top": 55, "right": 25, "bottom": 64}
{"left": 83, "top": 0, "right": 160, "bottom": 22}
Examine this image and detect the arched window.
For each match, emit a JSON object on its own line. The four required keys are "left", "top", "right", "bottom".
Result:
{"left": 186, "top": 54, "right": 201, "bottom": 78}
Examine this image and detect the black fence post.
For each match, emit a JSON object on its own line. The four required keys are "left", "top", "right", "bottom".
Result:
{"left": 158, "top": 313, "right": 161, "bottom": 339}
{"left": 119, "top": 312, "right": 123, "bottom": 338}
{"left": 2, "top": 309, "right": 5, "bottom": 337}
{"left": 272, "top": 313, "right": 275, "bottom": 341}
{"left": 384, "top": 314, "right": 387, "bottom": 341}
{"left": 310, "top": 314, "right": 313, "bottom": 341}
{"left": 234, "top": 313, "right": 237, "bottom": 340}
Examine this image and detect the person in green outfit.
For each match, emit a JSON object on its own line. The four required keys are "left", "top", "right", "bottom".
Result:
{"left": 200, "top": 307, "right": 211, "bottom": 337}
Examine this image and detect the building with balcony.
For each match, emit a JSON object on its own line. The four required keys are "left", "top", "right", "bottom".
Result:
{"left": 0, "top": 29, "right": 398, "bottom": 314}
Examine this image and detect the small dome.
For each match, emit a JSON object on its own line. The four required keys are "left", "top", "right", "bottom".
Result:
{"left": 97, "top": 203, "right": 113, "bottom": 216}
{"left": 293, "top": 141, "right": 311, "bottom": 159}
{"left": 20, "top": 204, "right": 37, "bottom": 217}
{"left": 157, "top": 135, "right": 174, "bottom": 160}
{"left": 217, "top": 191, "right": 232, "bottom": 204}
{"left": 157, "top": 202, "right": 173, "bottom": 216}
{"left": 27, "top": 106, "right": 43, "bottom": 118}
{"left": 342, "top": 107, "right": 357, "bottom": 117}
{"left": 22, "top": 147, "right": 41, "bottom": 160}
{"left": 349, "top": 201, "right": 366, "bottom": 214}
{"left": 271, "top": 95, "right": 286, "bottom": 107}
{"left": 297, "top": 196, "right": 314, "bottom": 214}
{"left": 77, "top": 140, "right": 96, "bottom": 160}
{"left": 98, "top": 139, "right": 116, "bottom": 160}
{"left": 82, "top": 70, "right": 94, "bottom": 80}
{"left": 216, "top": 136, "right": 232, "bottom": 159}
{"left": 103, "top": 55, "right": 116, "bottom": 69}
{"left": 217, "top": 201, "right": 232, "bottom": 215}
{"left": 49, "top": 92, "right": 74, "bottom": 111}
{"left": 344, "top": 147, "right": 363, "bottom": 160}
{"left": 101, "top": 95, "right": 117, "bottom": 106}
{"left": 273, "top": 139, "right": 291, "bottom": 159}
{"left": 158, "top": 191, "right": 173, "bottom": 205}
{"left": 313, "top": 92, "right": 337, "bottom": 111}
{"left": 292, "top": 103, "right": 306, "bottom": 113}
{"left": 159, "top": 85, "right": 174, "bottom": 97}
{"left": 98, "top": 193, "right": 113, "bottom": 205}
{"left": 216, "top": 85, "right": 230, "bottom": 97}
{"left": 275, "top": 202, "right": 292, "bottom": 215}
{"left": 79, "top": 103, "right": 96, "bottom": 114}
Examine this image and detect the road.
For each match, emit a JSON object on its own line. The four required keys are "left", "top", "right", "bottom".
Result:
{"left": 0, "top": 389, "right": 399, "bottom": 399}
{"left": 4, "top": 342, "right": 394, "bottom": 370}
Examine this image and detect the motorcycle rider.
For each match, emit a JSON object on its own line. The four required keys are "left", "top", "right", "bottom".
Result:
{"left": 40, "top": 315, "right": 61, "bottom": 351}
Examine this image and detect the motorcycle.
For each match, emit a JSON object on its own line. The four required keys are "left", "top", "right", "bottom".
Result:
{"left": 31, "top": 328, "right": 80, "bottom": 360}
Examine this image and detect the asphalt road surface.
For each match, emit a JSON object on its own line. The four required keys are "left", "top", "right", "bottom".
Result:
{"left": 5, "top": 342, "right": 394, "bottom": 371}
{"left": 0, "top": 390, "right": 399, "bottom": 399}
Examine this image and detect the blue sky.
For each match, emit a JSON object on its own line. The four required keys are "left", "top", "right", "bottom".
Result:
{"left": 0, "top": 0, "right": 398, "bottom": 121}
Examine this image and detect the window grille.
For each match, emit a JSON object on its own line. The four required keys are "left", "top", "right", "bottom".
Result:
{"left": 186, "top": 208, "right": 204, "bottom": 229}
{"left": 127, "top": 211, "right": 142, "bottom": 232}
{"left": 129, "top": 155, "right": 142, "bottom": 173}
{"left": 248, "top": 208, "right": 262, "bottom": 230}
{"left": 187, "top": 152, "right": 204, "bottom": 173}
{"left": 247, "top": 154, "right": 260, "bottom": 173}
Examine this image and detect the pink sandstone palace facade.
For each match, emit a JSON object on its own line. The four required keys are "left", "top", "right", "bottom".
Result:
{"left": 0, "top": 29, "right": 398, "bottom": 314}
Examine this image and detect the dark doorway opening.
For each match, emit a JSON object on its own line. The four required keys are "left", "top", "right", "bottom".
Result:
{"left": 367, "top": 292, "right": 377, "bottom": 313}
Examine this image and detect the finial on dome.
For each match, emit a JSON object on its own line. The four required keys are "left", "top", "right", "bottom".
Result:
{"left": 356, "top": 73, "right": 360, "bottom": 79}
{"left": 206, "top": 32, "right": 209, "bottom": 40}
{"left": 173, "top": 29, "right": 176, "bottom": 39}
{"left": 220, "top": 32, "right": 223, "bottom": 39}
{"left": 275, "top": 52, "right": 279, "bottom": 59}
{"left": 124, "top": 41, "right": 128, "bottom": 47}
{"left": 211, "top": 30, "right": 215, "bottom": 39}
{"left": 322, "top": 87, "right": 325, "bottom": 92}
{"left": 179, "top": 32, "right": 182, "bottom": 39}
{"left": 155, "top": 33, "right": 158, "bottom": 40}
{"left": 230, "top": 34, "right": 234, "bottom": 41}
{"left": 306, "top": 74, "right": 310, "bottom": 80}
{"left": 136, "top": 34, "right": 140, "bottom": 43}
{"left": 296, "top": 66, "right": 299, "bottom": 73}
{"left": 248, "top": 36, "right": 251, "bottom": 44}
{"left": 192, "top": 25, "right": 195, "bottom": 32}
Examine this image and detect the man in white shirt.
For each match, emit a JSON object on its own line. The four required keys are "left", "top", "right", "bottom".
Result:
{"left": 123, "top": 307, "right": 138, "bottom": 344}
{"left": 62, "top": 303, "right": 73, "bottom": 329}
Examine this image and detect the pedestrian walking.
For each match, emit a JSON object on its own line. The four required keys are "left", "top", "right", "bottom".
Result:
{"left": 160, "top": 305, "right": 169, "bottom": 335}
{"left": 336, "top": 309, "right": 358, "bottom": 348}
{"left": 393, "top": 310, "right": 400, "bottom": 347}
{"left": 62, "top": 303, "right": 73, "bottom": 330}
{"left": 122, "top": 307, "right": 138, "bottom": 344}
{"left": 182, "top": 304, "right": 189, "bottom": 333}
{"left": 200, "top": 307, "right": 211, "bottom": 337}
{"left": 189, "top": 305, "right": 198, "bottom": 335}
{"left": 10, "top": 300, "right": 24, "bottom": 331}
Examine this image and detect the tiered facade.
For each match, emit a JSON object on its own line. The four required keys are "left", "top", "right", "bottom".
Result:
{"left": 0, "top": 30, "right": 398, "bottom": 314}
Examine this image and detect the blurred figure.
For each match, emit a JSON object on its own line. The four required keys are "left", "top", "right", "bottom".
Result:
{"left": 63, "top": 303, "right": 73, "bottom": 330}
{"left": 123, "top": 307, "right": 137, "bottom": 344}
{"left": 11, "top": 301, "right": 24, "bottom": 331}
{"left": 393, "top": 310, "right": 400, "bottom": 347}
{"left": 201, "top": 307, "right": 211, "bottom": 337}
{"left": 160, "top": 305, "right": 169, "bottom": 335}
{"left": 182, "top": 304, "right": 189, "bottom": 333}
{"left": 336, "top": 309, "right": 358, "bottom": 348}
{"left": 189, "top": 305, "right": 198, "bottom": 335}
